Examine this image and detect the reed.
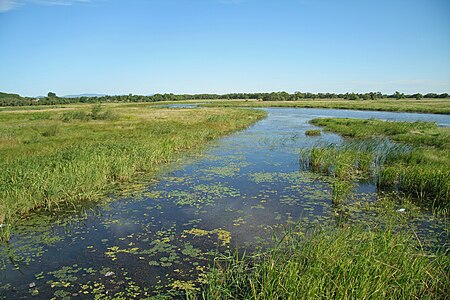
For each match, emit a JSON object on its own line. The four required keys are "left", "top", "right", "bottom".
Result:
{"left": 199, "top": 224, "right": 449, "bottom": 300}
{"left": 379, "top": 165, "right": 450, "bottom": 206}
{"left": 301, "top": 119, "right": 449, "bottom": 210}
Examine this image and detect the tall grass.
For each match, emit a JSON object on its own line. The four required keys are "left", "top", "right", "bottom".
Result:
{"left": 0, "top": 104, "right": 266, "bottom": 241}
{"left": 199, "top": 225, "right": 449, "bottom": 300}
{"left": 301, "top": 119, "right": 450, "bottom": 210}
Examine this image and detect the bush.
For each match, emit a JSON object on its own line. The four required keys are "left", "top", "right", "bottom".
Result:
{"left": 61, "top": 105, "right": 117, "bottom": 122}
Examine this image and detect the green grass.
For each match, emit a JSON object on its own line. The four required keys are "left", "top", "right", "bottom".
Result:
{"left": 301, "top": 119, "right": 450, "bottom": 210}
{"left": 202, "top": 98, "right": 450, "bottom": 114}
{"left": 0, "top": 103, "right": 266, "bottom": 241}
{"left": 304, "top": 129, "right": 321, "bottom": 136}
{"left": 309, "top": 118, "right": 449, "bottom": 149}
{"left": 199, "top": 224, "right": 449, "bottom": 300}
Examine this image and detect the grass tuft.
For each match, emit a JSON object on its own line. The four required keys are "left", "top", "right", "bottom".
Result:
{"left": 305, "top": 129, "right": 321, "bottom": 136}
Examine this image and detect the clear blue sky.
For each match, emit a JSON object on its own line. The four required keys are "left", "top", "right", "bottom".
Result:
{"left": 1, "top": 0, "right": 449, "bottom": 96}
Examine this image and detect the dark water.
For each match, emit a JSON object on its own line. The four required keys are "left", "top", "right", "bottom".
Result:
{"left": 1, "top": 108, "right": 449, "bottom": 299}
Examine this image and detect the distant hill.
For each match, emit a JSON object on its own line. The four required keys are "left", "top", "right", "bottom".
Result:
{"left": 63, "top": 93, "right": 107, "bottom": 98}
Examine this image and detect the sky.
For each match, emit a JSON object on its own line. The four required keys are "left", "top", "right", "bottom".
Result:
{"left": 0, "top": 0, "right": 449, "bottom": 96}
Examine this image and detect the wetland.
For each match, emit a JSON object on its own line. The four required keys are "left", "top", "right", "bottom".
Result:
{"left": 0, "top": 105, "right": 449, "bottom": 299}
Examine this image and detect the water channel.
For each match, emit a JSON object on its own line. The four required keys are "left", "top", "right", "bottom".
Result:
{"left": 1, "top": 107, "right": 449, "bottom": 299}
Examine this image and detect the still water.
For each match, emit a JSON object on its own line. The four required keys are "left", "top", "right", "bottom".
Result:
{"left": 1, "top": 108, "right": 448, "bottom": 299}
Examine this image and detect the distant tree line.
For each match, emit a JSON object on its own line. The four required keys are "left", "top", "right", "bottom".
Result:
{"left": 0, "top": 91, "right": 448, "bottom": 107}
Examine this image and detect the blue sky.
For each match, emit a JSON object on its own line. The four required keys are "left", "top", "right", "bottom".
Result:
{"left": 0, "top": 0, "right": 449, "bottom": 96}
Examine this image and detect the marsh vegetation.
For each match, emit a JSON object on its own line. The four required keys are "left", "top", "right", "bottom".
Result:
{"left": 305, "top": 118, "right": 449, "bottom": 210}
{"left": 0, "top": 103, "right": 266, "bottom": 241}
{"left": 0, "top": 106, "right": 448, "bottom": 299}
{"left": 197, "top": 116, "right": 450, "bottom": 300}
{"left": 201, "top": 224, "right": 448, "bottom": 300}
{"left": 304, "top": 129, "right": 321, "bottom": 136}
{"left": 202, "top": 98, "right": 450, "bottom": 114}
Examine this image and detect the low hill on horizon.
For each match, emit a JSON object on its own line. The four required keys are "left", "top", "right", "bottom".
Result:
{"left": 62, "top": 93, "right": 108, "bottom": 98}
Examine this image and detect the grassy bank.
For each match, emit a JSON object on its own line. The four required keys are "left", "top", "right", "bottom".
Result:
{"left": 199, "top": 224, "right": 448, "bottom": 300}
{"left": 0, "top": 103, "right": 266, "bottom": 240}
{"left": 202, "top": 98, "right": 450, "bottom": 114}
{"left": 303, "top": 118, "right": 450, "bottom": 210}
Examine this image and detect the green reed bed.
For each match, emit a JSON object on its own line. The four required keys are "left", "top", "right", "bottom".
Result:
{"left": 0, "top": 104, "right": 266, "bottom": 240}
{"left": 300, "top": 140, "right": 410, "bottom": 204}
{"left": 302, "top": 119, "right": 450, "bottom": 210}
{"left": 199, "top": 224, "right": 449, "bottom": 300}
{"left": 202, "top": 98, "right": 450, "bottom": 114}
